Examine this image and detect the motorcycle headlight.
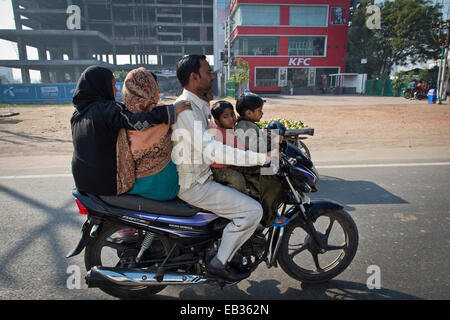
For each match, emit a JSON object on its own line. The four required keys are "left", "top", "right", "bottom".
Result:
{"left": 290, "top": 165, "right": 319, "bottom": 192}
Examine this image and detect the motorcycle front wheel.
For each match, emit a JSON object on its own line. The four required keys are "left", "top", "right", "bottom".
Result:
{"left": 298, "top": 140, "right": 311, "bottom": 160}
{"left": 84, "top": 222, "right": 170, "bottom": 299}
{"left": 277, "top": 209, "right": 358, "bottom": 283}
{"left": 403, "top": 91, "right": 412, "bottom": 99}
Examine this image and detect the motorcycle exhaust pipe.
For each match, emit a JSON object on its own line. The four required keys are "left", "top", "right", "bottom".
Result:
{"left": 86, "top": 266, "right": 209, "bottom": 288}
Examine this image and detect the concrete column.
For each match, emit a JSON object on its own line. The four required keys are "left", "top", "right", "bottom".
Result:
{"left": 50, "top": 50, "right": 66, "bottom": 83}
{"left": 83, "top": 0, "right": 90, "bottom": 30}
{"left": 18, "top": 42, "right": 30, "bottom": 84}
{"left": 71, "top": 38, "right": 81, "bottom": 80}
{"left": 134, "top": 46, "right": 139, "bottom": 65}
{"left": 110, "top": 0, "right": 117, "bottom": 65}
{"left": 38, "top": 47, "right": 50, "bottom": 83}
{"left": 56, "top": 71, "right": 66, "bottom": 83}
{"left": 72, "top": 38, "right": 80, "bottom": 59}
{"left": 12, "top": 0, "right": 30, "bottom": 83}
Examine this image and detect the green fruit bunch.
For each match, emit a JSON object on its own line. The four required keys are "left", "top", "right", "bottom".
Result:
{"left": 257, "top": 118, "right": 308, "bottom": 129}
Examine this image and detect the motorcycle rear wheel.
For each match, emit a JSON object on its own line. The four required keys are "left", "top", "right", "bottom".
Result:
{"left": 277, "top": 209, "right": 358, "bottom": 283}
{"left": 85, "top": 222, "right": 170, "bottom": 299}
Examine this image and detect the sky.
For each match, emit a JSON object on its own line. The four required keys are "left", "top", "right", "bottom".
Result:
{"left": 0, "top": 0, "right": 450, "bottom": 82}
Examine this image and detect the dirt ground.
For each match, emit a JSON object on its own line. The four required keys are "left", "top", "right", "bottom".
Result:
{"left": 0, "top": 95, "right": 449, "bottom": 158}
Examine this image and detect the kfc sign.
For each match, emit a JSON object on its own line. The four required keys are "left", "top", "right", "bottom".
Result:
{"left": 288, "top": 58, "right": 312, "bottom": 66}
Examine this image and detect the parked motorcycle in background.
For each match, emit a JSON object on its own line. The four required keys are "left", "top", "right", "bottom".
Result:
{"left": 402, "top": 87, "right": 429, "bottom": 100}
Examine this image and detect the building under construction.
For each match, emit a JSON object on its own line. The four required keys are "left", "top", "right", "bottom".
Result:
{"left": 0, "top": 0, "right": 216, "bottom": 84}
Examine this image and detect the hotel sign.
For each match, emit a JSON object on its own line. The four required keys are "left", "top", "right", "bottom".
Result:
{"left": 288, "top": 58, "right": 312, "bottom": 66}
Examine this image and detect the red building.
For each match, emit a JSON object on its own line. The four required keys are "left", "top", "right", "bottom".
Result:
{"left": 228, "top": 0, "right": 351, "bottom": 94}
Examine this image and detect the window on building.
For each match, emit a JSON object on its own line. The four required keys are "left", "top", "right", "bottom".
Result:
{"left": 89, "top": 5, "right": 112, "bottom": 20}
{"left": 183, "top": 27, "right": 201, "bottom": 41}
{"left": 159, "top": 46, "right": 182, "bottom": 54}
{"left": 162, "top": 56, "right": 179, "bottom": 65}
{"left": 203, "top": 8, "right": 213, "bottom": 23}
{"left": 315, "top": 68, "right": 339, "bottom": 87}
{"left": 207, "top": 27, "right": 213, "bottom": 41}
{"left": 157, "top": 16, "right": 181, "bottom": 23}
{"left": 184, "top": 45, "right": 204, "bottom": 54}
{"left": 113, "top": 7, "right": 134, "bottom": 22}
{"left": 290, "top": 6, "right": 328, "bottom": 27}
{"left": 288, "top": 36, "right": 326, "bottom": 56}
{"left": 159, "top": 35, "right": 182, "bottom": 41}
{"left": 182, "top": 0, "right": 202, "bottom": 4}
{"left": 233, "top": 36, "right": 279, "bottom": 56}
{"left": 158, "top": 26, "right": 182, "bottom": 33}
{"left": 255, "top": 68, "right": 278, "bottom": 87}
{"left": 232, "top": 5, "right": 280, "bottom": 27}
{"left": 157, "top": 7, "right": 181, "bottom": 15}
{"left": 183, "top": 8, "right": 202, "bottom": 23}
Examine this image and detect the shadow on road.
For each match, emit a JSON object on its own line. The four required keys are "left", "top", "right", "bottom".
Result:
{"left": 0, "top": 119, "right": 22, "bottom": 125}
{"left": 0, "top": 184, "right": 81, "bottom": 289}
{"left": 312, "top": 175, "right": 407, "bottom": 211}
{"left": 148, "top": 278, "right": 421, "bottom": 300}
{"left": 0, "top": 129, "right": 71, "bottom": 144}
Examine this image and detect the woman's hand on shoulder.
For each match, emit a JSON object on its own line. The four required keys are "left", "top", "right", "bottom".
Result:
{"left": 174, "top": 100, "right": 192, "bottom": 115}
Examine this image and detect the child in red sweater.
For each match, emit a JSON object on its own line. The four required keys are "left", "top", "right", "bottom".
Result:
{"left": 210, "top": 101, "right": 249, "bottom": 195}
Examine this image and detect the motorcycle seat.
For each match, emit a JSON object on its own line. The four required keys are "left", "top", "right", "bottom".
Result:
{"left": 98, "top": 194, "right": 202, "bottom": 217}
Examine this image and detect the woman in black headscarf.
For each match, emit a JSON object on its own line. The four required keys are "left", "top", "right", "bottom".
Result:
{"left": 71, "top": 66, "right": 191, "bottom": 195}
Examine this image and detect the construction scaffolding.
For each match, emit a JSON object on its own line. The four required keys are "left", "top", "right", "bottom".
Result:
{"left": 0, "top": 0, "right": 214, "bottom": 83}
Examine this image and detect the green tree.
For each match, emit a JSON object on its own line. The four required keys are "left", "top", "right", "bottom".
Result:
{"left": 230, "top": 58, "right": 249, "bottom": 84}
{"left": 113, "top": 70, "right": 129, "bottom": 82}
{"left": 346, "top": 0, "right": 443, "bottom": 80}
{"left": 346, "top": 0, "right": 380, "bottom": 78}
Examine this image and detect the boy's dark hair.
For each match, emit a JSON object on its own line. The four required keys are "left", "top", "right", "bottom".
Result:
{"left": 211, "top": 100, "right": 234, "bottom": 120}
{"left": 236, "top": 92, "right": 264, "bottom": 117}
{"left": 176, "top": 55, "right": 207, "bottom": 87}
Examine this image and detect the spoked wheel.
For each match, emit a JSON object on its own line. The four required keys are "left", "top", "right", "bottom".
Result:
{"left": 85, "top": 222, "right": 171, "bottom": 299}
{"left": 298, "top": 140, "right": 311, "bottom": 159}
{"left": 277, "top": 209, "right": 358, "bottom": 283}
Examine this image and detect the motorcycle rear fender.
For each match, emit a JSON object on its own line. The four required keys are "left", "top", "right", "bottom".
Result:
{"left": 66, "top": 219, "right": 91, "bottom": 258}
{"left": 67, "top": 190, "right": 108, "bottom": 258}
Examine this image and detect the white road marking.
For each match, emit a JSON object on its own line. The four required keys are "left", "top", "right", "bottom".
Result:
{"left": 0, "top": 162, "right": 450, "bottom": 180}
{"left": 316, "top": 162, "right": 450, "bottom": 169}
{"left": 0, "top": 173, "right": 72, "bottom": 180}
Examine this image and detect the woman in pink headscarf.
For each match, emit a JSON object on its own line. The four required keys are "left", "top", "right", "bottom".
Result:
{"left": 116, "top": 67, "right": 179, "bottom": 200}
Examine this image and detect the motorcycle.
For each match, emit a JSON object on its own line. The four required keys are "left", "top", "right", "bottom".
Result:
{"left": 402, "top": 87, "right": 428, "bottom": 100}
{"left": 67, "top": 131, "right": 359, "bottom": 299}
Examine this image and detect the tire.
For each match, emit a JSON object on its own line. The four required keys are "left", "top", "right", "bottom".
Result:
{"left": 277, "top": 209, "right": 358, "bottom": 284}
{"left": 298, "top": 140, "right": 311, "bottom": 160}
{"left": 404, "top": 91, "right": 411, "bottom": 99}
{"left": 85, "top": 222, "right": 169, "bottom": 299}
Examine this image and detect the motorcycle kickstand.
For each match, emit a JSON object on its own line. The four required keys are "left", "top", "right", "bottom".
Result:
{"left": 154, "top": 243, "right": 177, "bottom": 282}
